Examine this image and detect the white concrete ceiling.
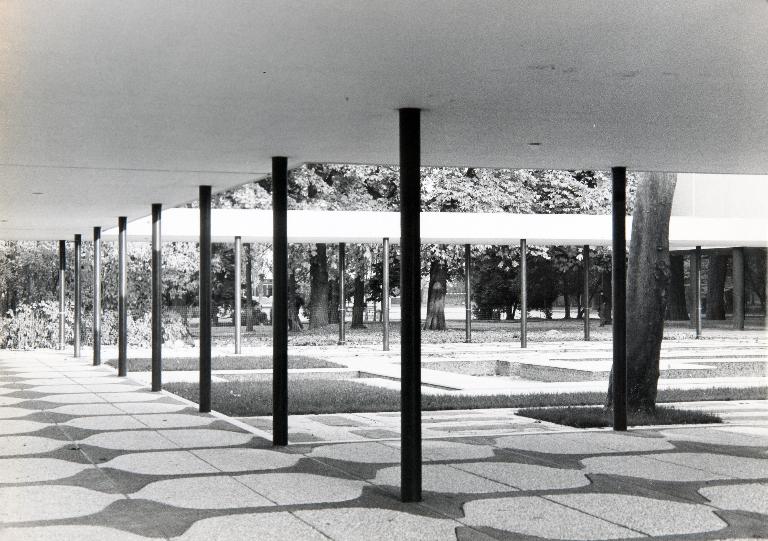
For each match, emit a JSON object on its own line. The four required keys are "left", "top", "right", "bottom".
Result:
{"left": 103, "top": 209, "right": 768, "bottom": 249}
{"left": 2, "top": 1, "right": 767, "bottom": 240}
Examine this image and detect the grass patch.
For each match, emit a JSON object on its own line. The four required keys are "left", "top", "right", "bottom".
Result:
{"left": 517, "top": 405, "right": 722, "bottom": 428}
{"left": 106, "top": 355, "right": 340, "bottom": 372}
{"left": 163, "top": 378, "right": 766, "bottom": 417}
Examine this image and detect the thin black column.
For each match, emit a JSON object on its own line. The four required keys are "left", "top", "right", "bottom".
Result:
{"left": 399, "top": 107, "right": 421, "bottom": 503}
{"left": 93, "top": 228, "right": 101, "bottom": 365}
{"left": 520, "top": 239, "right": 527, "bottom": 349}
{"left": 611, "top": 166, "right": 627, "bottom": 431}
{"left": 118, "top": 217, "right": 127, "bottom": 377}
{"left": 199, "top": 187, "right": 212, "bottom": 412}
{"left": 338, "top": 243, "right": 346, "bottom": 345}
{"left": 58, "top": 240, "right": 66, "bottom": 350}
{"left": 234, "top": 236, "right": 242, "bottom": 354}
{"left": 465, "top": 244, "right": 472, "bottom": 343}
{"left": 151, "top": 204, "right": 162, "bottom": 392}
{"left": 694, "top": 246, "right": 702, "bottom": 338}
{"left": 272, "top": 157, "right": 289, "bottom": 446}
{"left": 245, "top": 243, "right": 254, "bottom": 332}
{"left": 382, "top": 237, "right": 390, "bottom": 351}
{"left": 583, "top": 245, "right": 590, "bottom": 341}
{"left": 74, "top": 234, "right": 81, "bottom": 357}
{"left": 733, "top": 247, "right": 745, "bottom": 330}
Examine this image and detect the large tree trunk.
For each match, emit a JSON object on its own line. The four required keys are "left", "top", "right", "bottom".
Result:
{"left": 563, "top": 277, "right": 571, "bottom": 319}
{"left": 327, "top": 279, "right": 339, "bottom": 324}
{"left": 287, "top": 272, "right": 303, "bottom": 331}
{"left": 350, "top": 274, "right": 367, "bottom": 328}
{"left": 609, "top": 172, "right": 677, "bottom": 413}
{"left": 666, "top": 254, "right": 689, "bottom": 320}
{"left": 706, "top": 254, "right": 728, "bottom": 320}
{"left": 424, "top": 259, "right": 448, "bottom": 330}
{"left": 744, "top": 248, "right": 766, "bottom": 312}
{"left": 309, "top": 243, "right": 330, "bottom": 329}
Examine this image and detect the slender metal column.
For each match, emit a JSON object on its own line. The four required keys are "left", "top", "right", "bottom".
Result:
{"left": 464, "top": 243, "right": 472, "bottom": 343}
{"left": 93, "top": 227, "right": 101, "bottom": 365}
{"left": 694, "top": 247, "right": 702, "bottom": 338}
{"left": 151, "top": 204, "right": 162, "bottom": 391}
{"left": 611, "top": 166, "right": 627, "bottom": 431}
{"left": 58, "top": 240, "right": 66, "bottom": 350}
{"left": 732, "top": 247, "right": 745, "bottom": 330}
{"left": 338, "top": 243, "right": 346, "bottom": 345}
{"left": 399, "top": 107, "right": 421, "bottom": 503}
{"left": 272, "top": 157, "right": 289, "bottom": 445}
{"left": 520, "top": 239, "right": 527, "bottom": 349}
{"left": 382, "top": 237, "right": 390, "bottom": 351}
{"left": 199, "top": 187, "right": 212, "bottom": 412}
{"left": 73, "top": 234, "right": 81, "bottom": 357}
{"left": 234, "top": 236, "right": 242, "bottom": 353}
{"left": 118, "top": 217, "right": 128, "bottom": 376}
{"left": 583, "top": 244, "right": 590, "bottom": 341}
{"left": 245, "top": 243, "right": 254, "bottom": 332}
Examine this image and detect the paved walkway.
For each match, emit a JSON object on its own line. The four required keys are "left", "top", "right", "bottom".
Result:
{"left": 1, "top": 349, "right": 767, "bottom": 540}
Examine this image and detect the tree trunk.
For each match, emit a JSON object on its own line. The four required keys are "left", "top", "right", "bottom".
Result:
{"left": 287, "top": 272, "right": 303, "bottom": 331}
{"left": 610, "top": 172, "right": 677, "bottom": 413}
{"left": 563, "top": 278, "right": 571, "bottom": 319}
{"left": 706, "top": 254, "right": 728, "bottom": 320}
{"left": 598, "top": 271, "right": 612, "bottom": 326}
{"left": 351, "top": 274, "right": 366, "bottom": 328}
{"left": 505, "top": 304, "right": 514, "bottom": 320}
{"left": 327, "top": 279, "right": 339, "bottom": 324}
{"left": 666, "top": 254, "right": 689, "bottom": 320}
{"left": 309, "top": 243, "right": 330, "bottom": 329}
{"left": 424, "top": 259, "right": 448, "bottom": 330}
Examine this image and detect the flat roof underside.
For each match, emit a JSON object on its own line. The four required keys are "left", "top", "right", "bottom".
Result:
{"left": 2, "top": 1, "right": 767, "bottom": 240}
{"left": 101, "top": 209, "right": 768, "bottom": 249}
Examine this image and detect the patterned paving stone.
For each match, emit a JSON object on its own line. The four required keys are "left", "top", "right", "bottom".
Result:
{"left": 648, "top": 452, "right": 768, "bottom": 479}
{"left": 659, "top": 427, "right": 767, "bottom": 447}
{"left": 191, "top": 448, "right": 302, "bottom": 471}
{"left": 373, "top": 465, "right": 513, "bottom": 494}
{"left": 132, "top": 413, "right": 214, "bottom": 429}
{"left": 0, "top": 436, "right": 66, "bottom": 456}
{"left": 115, "top": 402, "right": 189, "bottom": 414}
{"left": 495, "top": 432, "right": 674, "bottom": 455}
{"left": 551, "top": 493, "right": 728, "bottom": 536}
{"left": 0, "top": 485, "right": 123, "bottom": 522}
{"left": 310, "top": 442, "right": 400, "bottom": 463}
{"left": 27, "top": 384, "right": 139, "bottom": 394}
{"left": 65, "top": 415, "right": 149, "bottom": 431}
{"left": 49, "top": 403, "right": 130, "bottom": 416}
{"left": 104, "top": 451, "right": 219, "bottom": 475}
{"left": 174, "top": 511, "right": 326, "bottom": 540}
{"left": 462, "top": 496, "right": 639, "bottom": 540}
{"left": 236, "top": 473, "right": 366, "bottom": 505}
{"left": 134, "top": 476, "right": 274, "bottom": 509}
{"left": 1, "top": 525, "right": 151, "bottom": 540}
{"left": 0, "top": 458, "right": 90, "bottom": 483}
{"left": 0, "top": 396, "right": 23, "bottom": 405}
{"left": 158, "top": 429, "right": 253, "bottom": 448}
{"left": 582, "top": 455, "right": 729, "bottom": 482}
{"left": 0, "top": 420, "right": 50, "bottom": 435}
{"left": 454, "top": 461, "right": 591, "bottom": 491}
{"left": 0, "top": 406, "right": 35, "bottom": 419}
{"left": 35, "top": 393, "right": 106, "bottom": 404}
{"left": 384, "top": 440, "right": 496, "bottom": 461}
{"left": 79, "top": 431, "right": 178, "bottom": 451}
{"left": 296, "top": 507, "right": 460, "bottom": 540}
{"left": 699, "top": 483, "right": 768, "bottom": 515}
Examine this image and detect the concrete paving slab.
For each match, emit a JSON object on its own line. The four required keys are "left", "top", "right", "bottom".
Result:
{"left": 0, "top": 525, "right": 154, "bottom": 541}
{"left": 133, "top": 475, "right": 275, "bottom": 509}
{"left": 374, "top": 465, "right": 514, "bottom": 494}
{"left": 0, "top": 420, "right": 51, "bottom": 435}
{"left": 236, "top": 472, "right": 366, "bottom": 505}
{"left": 79, "top": 431, "right": 179, "bottom": 451}
{"left": 104, "top": 451, "right": 219, "bottom": 476}
{"left": 454, "top": 461, "right": 591, "bottom": 491}
{"left": 699, "top": 483, "right": 768, "bottom": 515}
{"left": 582, "top": 454, "right": 730, "bottom": 482}
{"left": 191, "top": 448, "right": 302, "bottom": 472}
{"left": 0, "top": 406, "right": 35, "bottom": 419}
{"left": 157, "top": 428, "right": 254, "bottom": 448}
{"left": 174, "top": 512, "right": 327, "bottom": 541}
{"left": 0, "top": 457, "right": 90, "bottom": 483}
{"left": 0, "top": 485, "right": 123, "bottom": 522}
{"left": 495, "top": 432, "right": 674, "bottom": 455}
{"left": 0, "top": 435, "right": 67, "bottom": 456}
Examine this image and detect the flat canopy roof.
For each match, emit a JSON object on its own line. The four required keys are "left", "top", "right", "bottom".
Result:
{"left": 103, "top": 209, "right": 768, "bottom": 249}
{"left": 2, "top": 2, "right": 767, "bottom": 241}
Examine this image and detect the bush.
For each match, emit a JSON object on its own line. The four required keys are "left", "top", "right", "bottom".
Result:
{"left": 1, "top": 301, "right": 190, "bottom": 349}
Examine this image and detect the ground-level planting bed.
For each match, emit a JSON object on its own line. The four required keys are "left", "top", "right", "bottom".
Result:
{"left": 164, "top": 379, "right": 767, "bottom": 417}
{"left": 106, "top": 355, "right": 340, "bottom": 372}
{"left": 517, "top": 406, "right": 722, "bottom": 428}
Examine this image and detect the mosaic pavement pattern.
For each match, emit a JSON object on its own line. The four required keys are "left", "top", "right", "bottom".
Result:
{"left": 0, "top": 350, "right": 767, "bottom": 540}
